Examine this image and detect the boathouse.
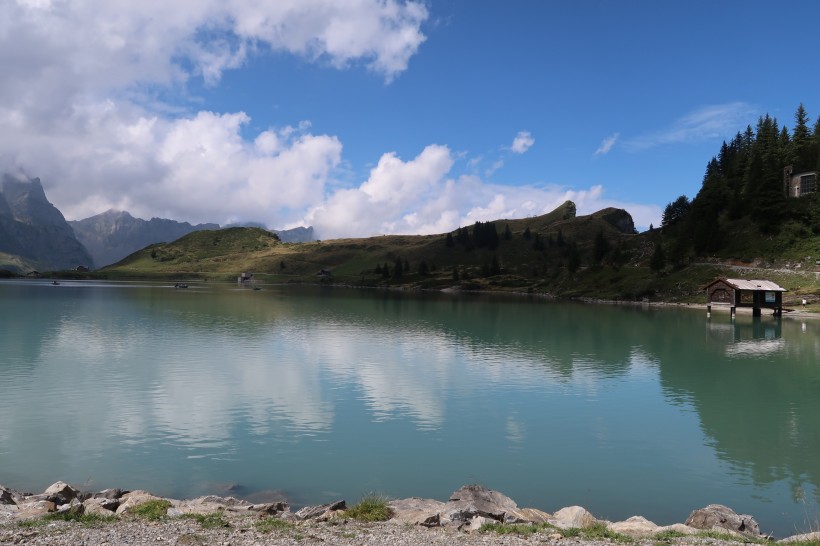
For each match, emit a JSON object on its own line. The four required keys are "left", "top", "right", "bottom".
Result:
{"left": 704, "top": 278, "right": 786, "bottom": 317}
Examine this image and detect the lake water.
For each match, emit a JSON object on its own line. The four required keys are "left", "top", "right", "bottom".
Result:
{"left": 1, "top": 279, "right": 818, "bottom": 536}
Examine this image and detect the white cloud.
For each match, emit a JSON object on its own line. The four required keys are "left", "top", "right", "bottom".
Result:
{"left": 0, "top": 0, "right": 427, "bottom": 226}
{"left": 303, "top": 146, "right": 662, "bottom": 238}
{"left": 511, "top": 131, "right": 534, "bottom": 154}
{"left": 594, "top": 133, "right": 619, "bottom": 156}
{"left": 624, "top": 102, "right": 757, "bottom": 151}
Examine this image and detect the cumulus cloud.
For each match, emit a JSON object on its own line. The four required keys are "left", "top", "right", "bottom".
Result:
{"left": 0, "top": 0, "right": 428, "bottom": 226}
{"left": 303, "top": 146, "right": 662, "bottom": 238}
{"left": 0, "top": 1, "right": 663, "bottom": 237}
{"left": 594, "top": 133, "right": 619, "bottom": 156}
{"left": 511, "top": 131, "right": 535, "bottom": 154}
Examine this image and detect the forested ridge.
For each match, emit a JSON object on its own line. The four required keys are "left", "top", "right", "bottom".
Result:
{"left": 658, "top": 104, "right": 820, "bottom": 262}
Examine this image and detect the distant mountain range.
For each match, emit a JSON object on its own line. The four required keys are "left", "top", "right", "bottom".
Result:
{"left": 0, "top": 173, "right": 316, "bottom": 273}
{"left": 69, "top": 210, "right": 220, "bottom": 268}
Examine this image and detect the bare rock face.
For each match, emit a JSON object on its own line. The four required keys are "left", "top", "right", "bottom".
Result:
{"left": 685, "top": 504, "right": 762, "bottom": 538}
{"left": 780, "top": 531, "right": 820, "bottom": 543}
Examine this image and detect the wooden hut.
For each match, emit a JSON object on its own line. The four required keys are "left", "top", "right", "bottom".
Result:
{"left": 704, "top": 278, "right": 786, "bottom": 317}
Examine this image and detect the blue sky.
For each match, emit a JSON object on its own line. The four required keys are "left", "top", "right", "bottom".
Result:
{"left": 1, "top": 1, "right": 818, "bottom": 237}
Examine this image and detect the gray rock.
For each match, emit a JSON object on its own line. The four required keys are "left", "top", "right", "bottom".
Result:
{"left": 445, "top": 484, "right": 531, "bottom": 524}
{"left": 171, "top": 495, "right": 252, "bottom": 516}
{"left": 549, "top": 506, "right": 599, "bottom": 529}
{"left": 685, "top": 504, "right": 762, "bottom": 538}
{"left": 780, "top": 531, "right": 820, "bottom": 543}
{"left": 93, "top": 488, "right": 125, "bottom": 500}
{"left": 466, "top": 515, "right": 495, "bottom": 532}
{"left": 43, "top": 481, "right": 79, "bottom": 505}
{"left": 0, "top": 486, "right": 15, "bottom": 505}
{"left": 115, "top": 491, "right": 168, "bottom": 515}
{"left": 249, "top": 501, "right": 290, "bottom": 515}
{"left": 388, "top": 497, "right": 446, "bottom": 527}
{"left": 15, "top": 499, "right": 56, "bottom": 520}
{"left": 295, "top": 500, "right": 346, "bottom": 520}
{"left": 83, "top": 497, "right": 119, "bottom": 516}
{"left": 608, "top": 515, "right": 659, "bottom": 537}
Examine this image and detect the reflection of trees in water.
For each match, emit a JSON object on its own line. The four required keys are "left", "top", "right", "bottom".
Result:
{"left": 651, "top": 313, "right": 820, "bottom": 502}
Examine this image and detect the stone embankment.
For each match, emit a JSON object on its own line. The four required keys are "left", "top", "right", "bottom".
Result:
{"left": 2, "top": 482, "right": 819, "bottom": 545}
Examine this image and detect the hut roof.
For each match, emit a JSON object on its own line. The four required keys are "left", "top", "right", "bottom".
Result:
{"left": 709, "top": 278, "right": 787, "bottom": 292}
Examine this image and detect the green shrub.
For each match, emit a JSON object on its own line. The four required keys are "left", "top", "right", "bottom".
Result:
{"left": 130, "top": 499, "right": 171, "bottom": 521}
{"left": 343, "top": 494, "right": 393, "bottom": 522}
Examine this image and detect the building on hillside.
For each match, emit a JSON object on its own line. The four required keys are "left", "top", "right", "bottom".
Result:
{"left": 237, "top": 272, "right": 253, "bottom": 284}
{"left": 783, "top": 165, "right": 817, "bottom": 197}
{"left": 704, "top": 278, "right": 786, "bottom": 317}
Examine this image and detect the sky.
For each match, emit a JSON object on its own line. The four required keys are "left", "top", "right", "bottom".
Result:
{"left": 1, "top": 0, "right": 819, "bottom": 239}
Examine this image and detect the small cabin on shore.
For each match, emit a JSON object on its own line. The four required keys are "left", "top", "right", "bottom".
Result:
{"left": 705, "top": 278, "right": 786, "bottom": 317}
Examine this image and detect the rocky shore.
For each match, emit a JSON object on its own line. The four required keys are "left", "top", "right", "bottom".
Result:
{"left": 2, "top": 482, "right": 819, "bottom": 545}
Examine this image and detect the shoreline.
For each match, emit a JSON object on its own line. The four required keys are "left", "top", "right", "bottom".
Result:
{"left": 3, "top": 482, "right": 820, "bottom": 545}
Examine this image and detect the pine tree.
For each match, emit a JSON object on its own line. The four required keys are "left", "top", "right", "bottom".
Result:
{"left": 522, "top": 226, "right": 531, "bottom": 240}
{"left": 503, "top": 223, "right": 512, "bottom": 240}
{"left": 650, "top": 243, "right": 666, "bottom": 272}
{"left": 592, "top": 229, "right": 610, "bottom": 264}
{"left": 445, "top": 232, "right": 455, "bottom": 247}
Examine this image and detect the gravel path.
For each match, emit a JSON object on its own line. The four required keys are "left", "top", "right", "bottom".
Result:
{"left": 0, "top": 516, "right": 756, "bottom": 546}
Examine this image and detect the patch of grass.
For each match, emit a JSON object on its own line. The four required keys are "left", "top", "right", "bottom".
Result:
{"left": 46, "top": 510, "right": 117, "bottom": 526}
{"left": 479, "top": 522, "right": 559, "bottom": 535}
{"left": 130, "top": 499, "right": 172, "bottom": 521}
{"left": 576, "top": 522, "right": 634, "bottom": 542}
{"left": 255, "top": 517, "right": 295, "bottom": 533}
{"left": 343, "top": 494, "right": 393, "bottom": 522}
{"left": 653, "top": 529, "right": 688, "bottom": 541}
{"left": 693, "top": 530, "right": 766, "bottom": 543}
{"left": 183, "top": 512, "right": 230, "bottom": 529}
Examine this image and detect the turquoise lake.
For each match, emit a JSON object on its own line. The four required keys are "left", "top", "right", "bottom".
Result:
{"left": 0, "top": 280, "right": 818, "bottom": 536}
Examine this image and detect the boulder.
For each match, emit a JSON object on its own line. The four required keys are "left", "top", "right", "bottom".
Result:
{"left": 295, "top": 500, "right": 346, "bottom": 520}
{"left": 549, "top": 506, "right": 599, "bottom": 529}
{"left": 15, "top": 500, "right": 56, "bottom": 520}
{"left": 115, "top": 491, "right": 168, "bottom": 515}
{"left": 685, "top": 504, "right": 762, "bottom": 538}
{"left": 93, "top": 488, "right": 125, "bottom": 500}
{"left": 388, "top": 497, "right": 445, "bottom": 527}
{"left": 83, "top": 497, "right": 119, "bottom": 516}
{"left": 780, "top": 531, "right": 820, "bottom": 543}
{"left": 466, "top": 515, "right": 496, "bottom": 532}
{"left": 445, "top": 484, "right": 537, "bottom": 525}
{"left": 656, "top": 523, "right": 698, "bottom": 535}
{"left": 608, "top": 516, "right": 659, "bottom": 537}
{"left": 44, "top": 481, "right": 80, "bottom": 505}
{"left": 0, "top": 486, "right": 15, "bottom": 505}
{"left": 249, "top": 501, "right": 290, "bottom": 515}
{"left": 169, "top": 495, "right": 252, "bottom": 516}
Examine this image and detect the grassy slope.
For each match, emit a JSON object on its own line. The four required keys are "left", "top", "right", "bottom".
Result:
{"left": 97, "top": 203, "right": 820, "bottom": 309}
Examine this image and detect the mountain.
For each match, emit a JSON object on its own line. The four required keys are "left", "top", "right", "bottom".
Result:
{"left": 223, "top": 222, "right": 316, "bottom": 243}
{"left": 273, "top": 226, "right": 315, "bottom": 243}
{"left": 0, "top": 174, "right": 93, "bottom": 272}
{"left": 69, "top": 210, "right": 220, "bottom": 268}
